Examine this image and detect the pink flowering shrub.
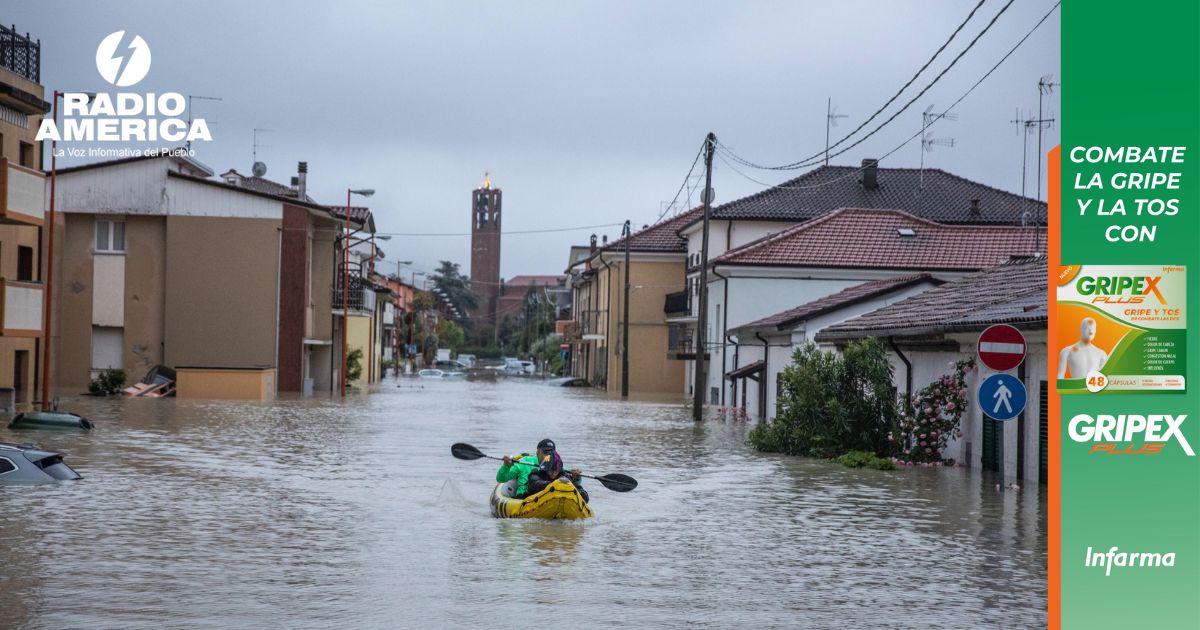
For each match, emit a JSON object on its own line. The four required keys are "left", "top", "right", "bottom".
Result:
{"left": 891, "top": 357, "right": 974, "bottom": 464}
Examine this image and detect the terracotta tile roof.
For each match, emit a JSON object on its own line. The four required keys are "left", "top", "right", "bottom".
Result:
{"left": 731, "top": 274, "right": 940, "bottom": 333}
{"left": 505, "top": 275, "right": 564, "bottom": 286}
{"left": 601, "top": 207, "right": 704, "bottom": 253}
{"left": 692, "top": 164, "right": 1042, "bottom": 226}
{"left": 326, "top": 205, "right": 374, "bottom": 223}
{"left": 241, "top": 176, "right": 309, "bottom": 200}
{"left": 814, "top": 256, "right": 1047, "bottom": 340}
{"left": 714, "top": 208, "right": 1043, "bottom": 271}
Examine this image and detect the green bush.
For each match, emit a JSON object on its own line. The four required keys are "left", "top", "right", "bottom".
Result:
{"left": 749, "top": 339, "right": 899, "bottom": 459}
{"left": 834, "top": 450, "right": 896, "bottom": 471}
{"left": 88, "top": 368, "right": 126, "bottom": 396}
{"left": 346, "top": 347, "right": 364, "bottom": 383}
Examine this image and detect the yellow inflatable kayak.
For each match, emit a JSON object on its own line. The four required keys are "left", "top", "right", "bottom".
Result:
{"left": 490, "top": 477, "right": 593, "bottom": 520}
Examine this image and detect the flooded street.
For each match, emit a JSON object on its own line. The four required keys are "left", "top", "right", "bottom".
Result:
{"left": 1, "top": 378, "right": 1045, "bottom": 628}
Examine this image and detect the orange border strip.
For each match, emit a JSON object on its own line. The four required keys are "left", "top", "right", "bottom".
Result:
{"left": 1047, "top": 144, "right": 1062, "bottom": 630}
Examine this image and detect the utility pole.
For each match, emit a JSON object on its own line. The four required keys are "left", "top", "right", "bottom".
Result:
{"left": 692, "top": 133, "right": 716, "bottom": 422}
{"left": 824, "top": 98, "right": 846, "bottom": 166}
{"left": 621, "top": 220, "right": 631, "bottom": 398}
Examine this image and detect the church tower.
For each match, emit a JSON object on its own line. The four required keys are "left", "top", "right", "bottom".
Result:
{"left": 470, "top": 173, "right": 502, "bottom": 323}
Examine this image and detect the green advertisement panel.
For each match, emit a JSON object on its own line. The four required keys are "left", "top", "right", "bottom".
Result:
{"left": 1060, "top": 1, "right": 1200, "bottom": 627}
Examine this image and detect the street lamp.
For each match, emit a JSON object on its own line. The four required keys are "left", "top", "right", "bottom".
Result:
{"left": 341, "top": 187, "right": 374, "bottom": 398}
{"left": 41, "top": 90, "right": 94, "bottom": 411}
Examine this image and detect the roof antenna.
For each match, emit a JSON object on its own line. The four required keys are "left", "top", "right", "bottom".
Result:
{"left": 920, "top": 104, "right": 956, "bottom": 189}
{"left": 1011, "top": 106, "right": 1054, "bottom": 228}
{"left": 252, "top": 128, "right": 274, "bottom": 177}
{"left": 1034, "top": 74, "right": 1059, "bottom": 254}
{"left": 185, "top": 94, "right": 222, "bottom": 150}
{"left": 824, "top": 97, "right": 848, "bottom": 166}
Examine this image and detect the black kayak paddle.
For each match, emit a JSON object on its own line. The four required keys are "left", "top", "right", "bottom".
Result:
{"left": 451, "top": 442, "right": 638, "bottom": 492}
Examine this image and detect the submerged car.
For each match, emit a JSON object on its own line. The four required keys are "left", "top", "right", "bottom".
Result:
{"left": 0, "top": 442, "right": 83, "bottom": 482}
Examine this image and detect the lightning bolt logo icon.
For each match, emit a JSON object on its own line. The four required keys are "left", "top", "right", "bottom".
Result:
{"left": 95, "top": 31, "right": 152, "bottom": 87}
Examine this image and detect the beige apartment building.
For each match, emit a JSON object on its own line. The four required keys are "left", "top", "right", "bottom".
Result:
{"left": 565, "top": 209, "right": 699, "bottom": 395}
{"left": 0, "top": 25, "right": 48, "bottom": 409}
{"left": 50, "top": 155, "right": 372, "bottom": 397}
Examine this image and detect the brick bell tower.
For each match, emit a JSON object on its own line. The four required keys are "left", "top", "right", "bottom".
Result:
{"left": 470, "top": 172, "right": 502, "bottom": 323}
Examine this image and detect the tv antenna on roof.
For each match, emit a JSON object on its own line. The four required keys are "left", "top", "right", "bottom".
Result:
{"left": 1035, "top": 74, "right": 1060, "bottom": 206}
{"left": 920, "top": 105, "right": 957, "bottom": 188}
{"left": 252, "top": 128, "right": 274, "bottom": 175}
{"left": 824, "top": 98, "right": 848, "bottom": 166}
{"left": 1011, "top": 106, "right": 1055, "bottom": 238}
{"left": 185, "top": 94, "right": 222, "bottom": 150}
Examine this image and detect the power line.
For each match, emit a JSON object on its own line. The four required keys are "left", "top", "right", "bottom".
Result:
{"left": 654, "top": 139, "right": 708, "bottom": 223}
{"left": 723, "top": 0, "right": 1016, "bottom": 173}
{"left": 714, "top": 1, "right": 1059, "bottom": 193}
{"left": 814, "top": 0, "right": 986, "bottom": 168}
{"left": 297, "top": 221, "right": 626, "bottom": 237}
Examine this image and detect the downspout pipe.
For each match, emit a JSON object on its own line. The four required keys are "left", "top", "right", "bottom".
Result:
{"left": 888, "top": 336, "right": 913, "bottom": 411}
{"left": 711, "top": 266, "right": 732, "bottom": 406}
{"left": 755, "top": 332, "right": 770, "bottom": 420}
{"left": 726, "top": 331, "right": 739, "bottom": 408}
{"left": 599, "top": 254, "right": 614, "bottom": 387}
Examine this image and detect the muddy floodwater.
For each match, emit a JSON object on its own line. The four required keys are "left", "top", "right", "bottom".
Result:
{"left": 1, "top": 378, "right": 1046, "bottom": 628}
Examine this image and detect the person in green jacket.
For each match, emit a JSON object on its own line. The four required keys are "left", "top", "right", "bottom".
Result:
{"left": 496, "top": 450, "right": 539, "bottom": 497}
{"left": 497, "top": 438, "right": 585, "bottom": 499}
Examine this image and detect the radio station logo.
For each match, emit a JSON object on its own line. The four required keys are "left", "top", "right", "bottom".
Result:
{"left": 95, "top": 30, "right": 151, "bottom": 87}
{"left": 1068, "top": 413, "right": 1194, "bottom": 456}
{"left": 35, "top": 31, "right": 212, "bottom": 147}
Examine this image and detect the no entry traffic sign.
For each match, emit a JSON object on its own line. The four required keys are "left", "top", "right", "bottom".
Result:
{"left": 978, "top": 324, "right": 1027, "bottom": 372}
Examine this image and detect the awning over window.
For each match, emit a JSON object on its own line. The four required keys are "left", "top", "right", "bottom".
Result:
{"left": 726, "top": 360, "right": 765, "bottom": 381}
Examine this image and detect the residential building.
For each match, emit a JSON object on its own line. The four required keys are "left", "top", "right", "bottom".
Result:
{"left": 679, "top": 160, "right": 1048, "bottom": 408}
{"left": 496, "top": 275, "right": 567, "bottom": 323}
{"left": 51, "top": 156, "right": 373, "bottom": 397}
{"left": 0, "top": 23, "right": 47, "bottom": 409}
{"left": 698, "top": 207, "right": 1045, "bottom": 412}
{"left": 565, "top": 208, "right": 700, "bottom": 394}
{"left": 816, "top": 256, "right": 1048, "bottom": 483}
{"left": 727, "top": 274, "right": 942, "bottom": 419}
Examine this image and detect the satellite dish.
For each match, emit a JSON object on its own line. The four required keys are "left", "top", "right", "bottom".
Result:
{"left": 252, "top": 161, "right": 267, "bottom": 177}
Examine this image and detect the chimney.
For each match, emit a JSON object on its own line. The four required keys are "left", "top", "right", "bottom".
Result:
{"left": 297, "top": 161, "right": 308, "bottom": 200}
{"left": 589, "top": 234, "right": 598, "bottom": 253}
{"left": 861, "top": 159, "right": 879, "bottom": 190}
{"left": 969, "top": 198, "right": 981, "bottom": 218}
{"left": 602, "top": 234, "right": 608, "bottom": 245}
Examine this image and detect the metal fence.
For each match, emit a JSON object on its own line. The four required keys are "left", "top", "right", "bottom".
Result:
{"left": 1, "top": 25, "right": 40, "bottom": 83}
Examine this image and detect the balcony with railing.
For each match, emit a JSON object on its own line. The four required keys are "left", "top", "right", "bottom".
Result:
{"left": 0, "top": 279, "right": 42, "bottom": 336}
{"left": 667, "top": 324, "right": 708, "bottom": 361}
{"left": 333, "top": 262, "right": 372, "bottom": 314}
{"left": 0, "top": 158, "right": 45, "bottom": 226}
{"left": 1, "top": 25, "right": 40, "bottom": 84}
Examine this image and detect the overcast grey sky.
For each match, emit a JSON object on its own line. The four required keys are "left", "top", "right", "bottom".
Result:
{"left": 14, "top": 0, "right": 1060, "bottom": 279}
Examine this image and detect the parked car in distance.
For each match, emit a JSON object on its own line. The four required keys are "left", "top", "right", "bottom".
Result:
{"left": 456, "top": 354, "right": 477, "bottom": 368}
{"left": 504, "top": 359, "right": 535, "bottom": 375}
{"left": 433, "top": 359, "right": 469, "bottom": 371}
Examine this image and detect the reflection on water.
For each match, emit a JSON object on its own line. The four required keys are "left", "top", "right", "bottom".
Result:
{"left": 0, "top": 379, "right": 1045, "bottom": 628}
